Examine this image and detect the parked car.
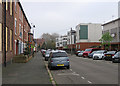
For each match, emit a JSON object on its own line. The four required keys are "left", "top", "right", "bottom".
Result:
{"left": 83, "top": 48, "right": 100, "bottom": 57}
{"left": 45, "top": 50, "right": 51, "bottom": 61}
{"left": 88, "top": 51, "right": 98, "bottom": 58}
{"left": 41, "top": 50, "right": 46, "bottom": 57}
{"left": 78, "top": 51, "right": 84, "bottom": 57}
{"left": 104, "top": 51, "right": 117, "bottom": 61}
{"left": 48, "top": 50, "right": 70, "bottom": 70}
{"left": 93, "top": 50, "right": 107, "bottom": 60}
{"left": 112, "top": 51, "right": 120, "bottom": 63}
{"left": 75, "top": 50, "right": 81, "bottom": 56}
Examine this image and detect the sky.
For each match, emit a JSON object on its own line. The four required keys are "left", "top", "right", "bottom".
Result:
{"left": 20, "top": 0, "right": 119, "bottom": 38}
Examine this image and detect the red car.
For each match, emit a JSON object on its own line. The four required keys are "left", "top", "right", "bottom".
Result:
{"left": 83, "top": 48, "right": 100, "bottom": 57}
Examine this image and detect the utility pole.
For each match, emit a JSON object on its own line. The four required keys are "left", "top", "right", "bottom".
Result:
{"left": 4, "top": 2, "right": 6, "bottom": 67}
{"left": 71, "top": 28, "right": 72, "bottom": 55}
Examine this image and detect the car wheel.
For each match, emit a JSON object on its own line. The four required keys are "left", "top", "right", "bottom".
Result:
{"left": 49, "top": 65, "right": 52, "bottom": 70}
{"left": 45, "top": 58, "right": 47, "bottom": 61}
{"left": 67, "top": 65, "right": 70, "bottom": 69}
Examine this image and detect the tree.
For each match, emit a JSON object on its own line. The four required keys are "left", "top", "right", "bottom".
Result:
{"left": 41, "top": 33, "right": 59, "bottom": 49}
{"left": 99, "top": 32, "right": 113, "bottom": 50}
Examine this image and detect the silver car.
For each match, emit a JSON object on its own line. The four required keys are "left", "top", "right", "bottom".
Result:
{"left": 93, "top": 50, "right": 107, "bottom": 60}
{"left": 48, "top": 50, "right": 70, "bottom": 69}
{"left": 45, "top": 50, "right": 51, "bottom": 61}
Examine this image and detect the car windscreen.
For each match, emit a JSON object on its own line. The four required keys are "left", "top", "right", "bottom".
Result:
{"left": 106, "top": 51, "right": 116, "bottom": 54}
{"left": 115, "top": 52, "right": 120, "bottom": 56}
{"left": 85, "top": 49, "right": 91, "bottom": 51}
{"left": 52, "top": 52, "right": 67, "bottom": 58}
{"left": 46, "top": 51, "right": 50, "bottom": 54}
{"left": 96, "top": 51, "right": 104, "bottom": 54}
{"left": 92, "top": 51, "right": 97, "bottom": 54}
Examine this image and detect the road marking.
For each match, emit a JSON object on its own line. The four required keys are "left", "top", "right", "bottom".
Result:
{"left": 70, "top": 69, "right": 72, "bottom": 71}
{"left": 81, "top": 77, "right": 85, "bottom": 79}
{"left": 88, "top": 81, "right": 92, "bottom": 84}
{"left": 57, "top": 72, "right": 79, "bottom": 76}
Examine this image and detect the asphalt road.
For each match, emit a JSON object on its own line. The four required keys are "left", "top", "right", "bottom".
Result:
{"left": 50, "top": 55, "right": 118, "bottom": 85}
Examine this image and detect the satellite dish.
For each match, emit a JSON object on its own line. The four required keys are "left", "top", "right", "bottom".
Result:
{"left": 111, "top": 34, "right": 115, "bottom": 37}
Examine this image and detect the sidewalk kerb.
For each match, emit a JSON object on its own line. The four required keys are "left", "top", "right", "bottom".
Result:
{"left": 44, "top": 61, "right": 56, "bottom": 86}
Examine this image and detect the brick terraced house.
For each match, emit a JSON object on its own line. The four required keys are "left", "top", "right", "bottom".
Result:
{"left": 2, "top": 1, "right": 14, "bottom": 64}
{"left": 0, "top": 0, "right": 31, "bottom": 64}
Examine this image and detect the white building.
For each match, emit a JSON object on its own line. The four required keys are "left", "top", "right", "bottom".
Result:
{"left": 56, "top": 35, "right": 67, "bottom": 49}
{"left": 76, "top": 23, "right": 102, "bottom": 43}
{"left": 67, "top": 30, "right": 76, "bottom": 45}
{"left": 75, "top": 23, "right": 102, "bottom": 50}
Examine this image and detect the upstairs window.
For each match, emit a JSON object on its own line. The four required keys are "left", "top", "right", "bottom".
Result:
{"left": 79, "top": 25, "right": 88, "bottom": 39}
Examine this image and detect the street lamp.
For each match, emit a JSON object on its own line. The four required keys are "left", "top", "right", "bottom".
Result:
{"left": 31, "top": 23, "right": 35, "bottom": 38}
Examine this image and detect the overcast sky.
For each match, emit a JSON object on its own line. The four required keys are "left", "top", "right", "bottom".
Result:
{"left": 20, "top": 0, "right": 119, "bottom": 38}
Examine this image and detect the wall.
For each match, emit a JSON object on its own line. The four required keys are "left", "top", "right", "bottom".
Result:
{"left": 103, "top": 19, "right": 119, "bottom": 42}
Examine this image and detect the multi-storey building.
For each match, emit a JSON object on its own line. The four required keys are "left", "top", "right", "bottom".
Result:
{"left": 2, "top": 1, "right": 14, "bottom": 63}
{"left": 67, "top": 30, "right": 76, "bottom": 50}
{"left": 13, "top": 1, "right": 31, "bottom": 55}
{"left": 56, "top": 35, "right": 67, "bottom": 49}
{"left": 0, "top": 1, "right": 31, "bottom": 64}
{"left": 75, "top": 23, "right": 102, "bottom": 50}
{"left": 102, "top": 18, "right": 120, "bottom": 50}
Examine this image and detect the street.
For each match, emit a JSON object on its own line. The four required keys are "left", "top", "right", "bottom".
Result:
{"left": 50, "top": 55, "right": 118, "bottom": 85}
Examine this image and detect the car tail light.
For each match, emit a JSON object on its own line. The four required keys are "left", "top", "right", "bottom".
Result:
{"left": 51, "top": 60, "right": 53, "bottom": 62}
{"left": 67, "top": 59, "right": 69, "bottom": 61}
{"left": 104, "top": 54, "right": 107, "bottom": 56}
{"left": 112, "top": 54, "right": 114, "bottom": 56}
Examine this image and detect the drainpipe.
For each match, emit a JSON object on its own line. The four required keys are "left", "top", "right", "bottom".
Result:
{"left": 4, "top": 2, "right": 6, "bottom": 67}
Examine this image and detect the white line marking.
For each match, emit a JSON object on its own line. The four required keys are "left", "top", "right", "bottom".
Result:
{"left": 70, "top": 69, "right": 72, "bottom": 71}
{"left": 88, "top": 81, "right": 92, "bottom": 84}
{"left": 81, "top": 77, "right": 85, "bottom": 79}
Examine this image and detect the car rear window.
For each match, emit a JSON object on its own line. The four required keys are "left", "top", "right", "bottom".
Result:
{"left": 52, "top": 52, "right": 67, "bottom": 58}
{"left": 85, "top": 49, "right": 91, "bottom": 51}
{"left": 107, "top": 51, "right": 116, "bottom": 54}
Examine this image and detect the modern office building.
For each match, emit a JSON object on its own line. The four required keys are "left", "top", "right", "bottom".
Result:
{"left": 75, "top": 23, "right": 102, "bottom": 50}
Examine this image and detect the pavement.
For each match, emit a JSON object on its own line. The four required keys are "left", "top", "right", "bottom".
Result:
{"left": 2, "top": 52, "right": 52, "bottom": 85}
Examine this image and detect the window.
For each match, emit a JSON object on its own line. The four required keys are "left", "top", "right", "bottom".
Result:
{"left": 6, "top": 27, "right": 8, "bottom": 51}
{"left": 6, "top": 0, "right": 8, "bottom": 10}
{"left": 15, "top": 0, "right": 17, "bottom": 12}
{"left": 19, "top": 24, "right": 22, "bottom": 38}
{"left": 15, "top": 18, "right": 17, "bottom": 34}
{"left": 10, "top": 0, "right": 12, "bottom": 15}
{"left": 19, "top": 8, "right": 21, "bottom": 19}
{"left": 0, "top": 0, "right": 1, "bottom": 3}
{"left": 10, "top": 30, "right": 12, "bottom": 51}
{"left": 79, "top": 25, "right": 88, "bottom": 39}
{"left": 0, "top": 23, "right": 2, "bottom": 51}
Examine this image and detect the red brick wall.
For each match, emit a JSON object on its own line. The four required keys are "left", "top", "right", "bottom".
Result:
{"left": 2, "top": 2, "right": 14, "bottom": 63}
{"left": 76, "top": 42, "right": 101, "bottom": 51}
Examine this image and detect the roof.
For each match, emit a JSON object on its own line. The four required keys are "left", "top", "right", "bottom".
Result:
{"left": 51, "top": 50, "right": 66, "bottom": 53}
{"left": 102, "top": 18, "right": 120, "bottom": 26}
{"left": 18, "top": 1, "right": 31, "bottom": 28}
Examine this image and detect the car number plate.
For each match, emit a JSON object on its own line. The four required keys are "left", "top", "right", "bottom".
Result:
{"left": 107, "top": 55, "right": 111, "bottom": 57}
{"left": 57, "top": 64, "right": 64, "bottom": 66}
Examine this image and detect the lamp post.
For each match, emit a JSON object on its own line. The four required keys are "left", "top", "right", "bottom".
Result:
{"left": 31, "top": 23, "right": 35, "bottom": 38}
{"left": 71, "top": 28, "right": 72, "bottom": 55}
